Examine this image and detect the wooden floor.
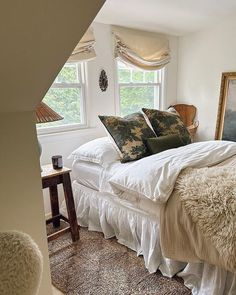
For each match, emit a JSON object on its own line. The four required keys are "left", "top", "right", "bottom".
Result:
{"left": 52, "top": 285, "right": 64, "bottom": 295}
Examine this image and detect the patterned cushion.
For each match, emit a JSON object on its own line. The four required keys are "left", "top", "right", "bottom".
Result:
{"left": 142, "top": 108, "right": 191, "bottom": 144}
{"left": 99, "top": 113, "right": 156, "bottom": 162}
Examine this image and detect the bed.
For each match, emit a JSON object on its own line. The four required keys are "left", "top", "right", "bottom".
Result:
{"left": 60, "top": 137, "right": 236, "bottom": 295}
{"left": 62, "top": 107, "right": 236, "bottom": 294}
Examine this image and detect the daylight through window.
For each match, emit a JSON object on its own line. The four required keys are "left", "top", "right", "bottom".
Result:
{"left": 117, "top": 60, "right": 162, "bottom": 117}
{"left": 38, "top": 62, "right": 86, "bottom": 130}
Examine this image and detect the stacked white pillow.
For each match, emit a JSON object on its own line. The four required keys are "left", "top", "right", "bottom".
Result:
{"left": 69, "top": 137, "right": 120, "bottom": 168}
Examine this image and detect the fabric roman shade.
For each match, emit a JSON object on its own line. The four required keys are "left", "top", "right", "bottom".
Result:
{"left": 112, "top": 25, "right": 170, "bottom": 70}
{"left": 68, "top": 27, "right": 96, "bottom": 62}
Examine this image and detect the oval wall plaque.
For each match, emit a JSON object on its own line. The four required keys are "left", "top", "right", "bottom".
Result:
{"left": 99, "top": 69, "right": 108, "bottom": 92}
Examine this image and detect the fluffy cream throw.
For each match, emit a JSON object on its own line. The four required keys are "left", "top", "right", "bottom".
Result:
{"left": 176, "top": 166, "right": 236, "bottom": 272}
{"left": 0, "top": 231, "right": 43, "bottom": 295}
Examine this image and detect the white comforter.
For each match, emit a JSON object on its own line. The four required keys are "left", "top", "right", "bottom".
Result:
{"left": 109, "top": 141, "right": 236, "bottom": 203}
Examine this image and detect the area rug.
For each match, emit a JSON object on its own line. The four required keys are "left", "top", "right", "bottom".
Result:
{"left": 48, "top": 227, "right": 191, "bottom": 295}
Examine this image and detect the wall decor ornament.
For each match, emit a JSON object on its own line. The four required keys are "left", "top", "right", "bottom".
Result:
{"left": 215, "top": 72, "right": 236, "bottom": 141}
{"left": 99, "top": 69, "right": 108, "bottom": 92}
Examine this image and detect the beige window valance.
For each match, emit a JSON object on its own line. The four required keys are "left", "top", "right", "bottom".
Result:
{"left": 68, "top": 27, "right": 96, "bottom": 62}
{"left": 112, "top": 25, "right": 170, "bottom": 71}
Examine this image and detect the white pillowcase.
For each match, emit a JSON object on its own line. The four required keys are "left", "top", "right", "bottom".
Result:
{"left": 167, "top": 106, "right": 180, "bottom": 116}
{"left": 68, "top": 137, "right": 120, "bottom": 167}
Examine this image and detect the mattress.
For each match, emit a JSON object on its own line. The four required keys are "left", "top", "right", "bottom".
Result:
{"left": 72, "top": 160, "right": 161, "bottom": 217}
{"left": 72, "top": 160, "right": 102, "bottom": 190}
{"left": 72, "top": 160, "right": 132, "bottom": 192}
{"left": 72, "top": 153, "right": 236, "bottom": 223}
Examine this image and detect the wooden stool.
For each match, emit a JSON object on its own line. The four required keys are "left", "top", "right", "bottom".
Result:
{"left": 41, "top": 165, "right": 79, "bottom": 242}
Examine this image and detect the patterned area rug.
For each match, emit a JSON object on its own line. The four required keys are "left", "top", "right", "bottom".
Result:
{"left": 48, "top": 227, "right": 191, "bottom": 295}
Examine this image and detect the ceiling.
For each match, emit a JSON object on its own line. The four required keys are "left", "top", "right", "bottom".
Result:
{"left": 95, "top": 0, "right": 236, "bottom": 36}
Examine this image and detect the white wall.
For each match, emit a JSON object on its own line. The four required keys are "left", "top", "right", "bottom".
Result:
{"left": 163, "top": 35, "right": 179, "bottom": 109}
{"left": 177, "top": 16, "right": 236, "bottom": 141}
{"left": 39, "top": 22, "right": 179, "bottom": 214}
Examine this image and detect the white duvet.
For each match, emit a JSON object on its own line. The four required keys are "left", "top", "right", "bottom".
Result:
{"left": 109, "top": 141, "right": 236, "bottom": 203}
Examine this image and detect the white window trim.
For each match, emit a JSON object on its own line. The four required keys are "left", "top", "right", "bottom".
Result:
{"left": 114, "top": 59, "right": 165, "bottom": 116}
{"left": 37, "top": 62, "right": 88, "bottom": 135}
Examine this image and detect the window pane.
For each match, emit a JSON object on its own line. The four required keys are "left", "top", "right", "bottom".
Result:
{"left": 120, "top": 86, "right": 158, "bottom": 117}
{"left": 38, "top": 87, "right": 82, "bottom": 127}
{"left": 132, "top": 70, "right": 144, "bottom": 83}
{"left": 144, "top": 72, "right": 155, "bottom": 83}
{"left": 118, "top": 68, "right": 131, "bottom": 83}
{"left": 55, "top": 63, "right": 79, "bottom": 83}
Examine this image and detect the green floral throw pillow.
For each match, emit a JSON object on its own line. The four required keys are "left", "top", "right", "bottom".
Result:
{"left": 142, "top": 108, "right": 191, "bottom": 144}
{"left": 99, "top": 113, "right": 156, "bottom": 162}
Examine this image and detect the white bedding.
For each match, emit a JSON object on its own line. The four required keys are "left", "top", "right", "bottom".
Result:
{"left": 72, "top": 159, "right": 166, "bottom": 216}
{"left": 72, "top": 161, "right": 161, "bottom": 217}
{"left": 109, "top": 141, "right": 236, "bottom": 203}
{"left": 61, "top": 181, "right": 180, "bottom": 273}
{"left": 72, "top": 161, "right": 102, "bottom": 190}
{"left": 69, "top": 137, "right": 120, "bottom": 167}
{"left": 72, "top": 159, "right": 132, "bottom": 192}
{"left": 66, "top": 140, "right": 236, "bottom": 294}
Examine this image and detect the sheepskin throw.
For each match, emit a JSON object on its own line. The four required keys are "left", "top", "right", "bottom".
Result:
{"left": 176, "top": 166, "right": 236, "bottom": 272}
{"left": 0, "top": 231, "right": 43, "bottom": 295}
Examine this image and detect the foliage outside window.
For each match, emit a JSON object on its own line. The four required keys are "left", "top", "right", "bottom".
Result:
{"left": 37, "top": 62, "right": 86, "bottom": 131}
{"left": 117, "top": 60, "right": 162, "bottom": 117}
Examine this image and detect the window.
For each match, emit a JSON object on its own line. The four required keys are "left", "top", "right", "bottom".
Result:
{"left": 38, "top": 62, "right": 86, "bottom": 132}
{"left": 117, "top": 60, "right": 162, "bottom": 117}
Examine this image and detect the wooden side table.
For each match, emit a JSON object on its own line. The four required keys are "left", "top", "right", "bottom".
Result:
{"left": 41, "top": 164, "right": 79, "bottom": 242}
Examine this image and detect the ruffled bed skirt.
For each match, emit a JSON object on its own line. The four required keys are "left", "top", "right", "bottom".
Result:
{"left": 61, "top": 181, "right": 236, "bottom": 295}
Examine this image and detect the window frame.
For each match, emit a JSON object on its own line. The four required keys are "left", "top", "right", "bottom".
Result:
{"left": 115, "top": 59, "right": 164, "bottom": 116}
{"left": 37, "top": 62, "right": 87, "bottom": 135}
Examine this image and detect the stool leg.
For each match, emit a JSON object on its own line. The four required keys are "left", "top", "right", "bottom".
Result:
{"left": 49, "top": 185, "right": 60, "bottom": 228}
{"left": 62, "top": 173, "right": 79, "bottom": 241}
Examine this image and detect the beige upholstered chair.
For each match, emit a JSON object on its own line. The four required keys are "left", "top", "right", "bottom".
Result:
{"left": 0, "top": 231, "right": 43, "bottom": 295}
{"left": 172, "top": 104, "right": 199, "bottom": 141}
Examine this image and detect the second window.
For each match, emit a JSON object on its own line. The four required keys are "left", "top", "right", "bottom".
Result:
{"left": 117, "top": 60, "right": 162, "bottom": 117}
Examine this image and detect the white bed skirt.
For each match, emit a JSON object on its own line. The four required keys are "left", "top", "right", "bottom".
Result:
{"left": 61, "top": 181, "right": 236, "bottom": 295}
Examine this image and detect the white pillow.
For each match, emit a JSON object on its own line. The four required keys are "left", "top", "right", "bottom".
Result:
{"left": 167, "top": 106, "right": 180, "bottom": 116}
{"left": 68, "top": 137, "right": 120, "bottom": 167}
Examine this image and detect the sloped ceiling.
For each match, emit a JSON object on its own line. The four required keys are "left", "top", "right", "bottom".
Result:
{"left": 96, "top": 0, "right": 236, "bottom": 36}
{"left": 0, "top": 0, "right": 105, "bottom": 112}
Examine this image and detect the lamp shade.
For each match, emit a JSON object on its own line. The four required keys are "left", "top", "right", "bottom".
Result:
{"left": 36, "top": 102, "right": 63, "bottom": 123}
